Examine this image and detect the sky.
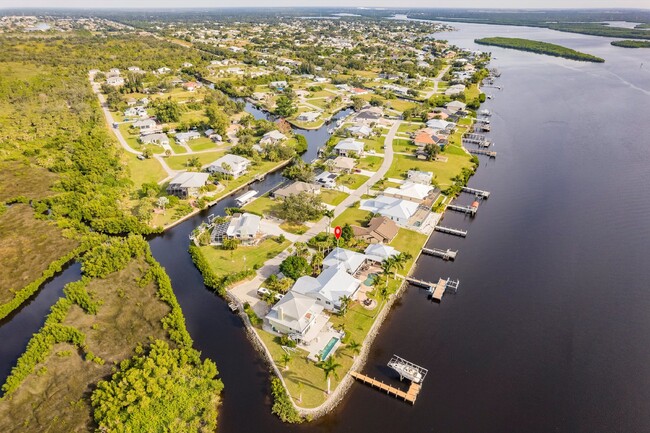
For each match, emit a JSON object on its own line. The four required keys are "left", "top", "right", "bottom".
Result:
{"left": 1, "top": 1, "right": 648, "bottom": 9}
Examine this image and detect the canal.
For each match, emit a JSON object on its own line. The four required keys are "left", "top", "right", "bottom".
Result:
{"left": 2, "top": 20, "right": 650, "bottom": 433}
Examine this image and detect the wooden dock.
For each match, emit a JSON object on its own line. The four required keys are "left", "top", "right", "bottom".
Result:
{"left": 461, "top": 186, "right": 490, "bottom": 199}
{"left": 429, "top": 278, "right": 448, "bottom": 300}
{"left": 350, "top": 371, "right": 421, "bottom": 404}
{"left": 421, "top": 247, "right": 457, "bottom": 260}
{"left": 468, "top": 148, "right": 497, "bottom": 158}
{"left": 406, "top": 277, "right": 460, "bottom": 301}
{"left": 434, "top": 225, "right": 468, "bottom": 237}
{"left": 447, "top": 203, "right": 477, "bottom": 216}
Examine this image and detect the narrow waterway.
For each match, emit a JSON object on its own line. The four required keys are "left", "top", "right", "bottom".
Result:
{"left": 1, "top": 20, "right": 650, "bottom": 433}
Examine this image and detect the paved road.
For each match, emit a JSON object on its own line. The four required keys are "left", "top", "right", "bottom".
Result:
{"left": 231, "top": 120, "right": 401, "bottom": 314}
{"left": 89, "top": 73, "right": 177, "bottom": 179}
{"left": 423, "top": 65, "right": 451, "bottom": 100}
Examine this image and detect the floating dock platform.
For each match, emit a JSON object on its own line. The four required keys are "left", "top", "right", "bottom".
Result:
{"left": 406, "top": 277, "right": 460, "bottom": 301}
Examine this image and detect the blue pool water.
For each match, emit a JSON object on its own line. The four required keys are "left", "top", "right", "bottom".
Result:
{"left": 364, "top": 273, "right": 377, "bottom": 286}
{"left": 320, "top": 337, "right": 339, "bottom": 360}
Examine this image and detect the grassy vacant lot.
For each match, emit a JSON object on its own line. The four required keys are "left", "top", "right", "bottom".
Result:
{"left": 319, "top": 190, "right": 349, "bottom": 206}
{"left": 356, "top": 155, "right": 383, "bottom": 171}
{"left": 188, "top": 137, "right": 219, "bottom": 152}
{"left": 0, "top": 161, "right": 58, "bottom": 202}
{"left": 397, "top": 122, "right": 425, "bottom": 134}
{"left": 0, "top": 205, "right": 78, "bottom": 305}
{"left": 332, "top": 207, "right": 371, "bottom": 228}
{"left": 393, "top": 138, "right": 418, "bottom": 154}
{"left": 390, "top": 228, "right": 429, "bottom": 273}
{"left": 0, "top": 258, "right": 170, "bottom": 433}
{"left": 165, "top": 150, "right": 224, "bottom": 170}
{"left": 199, "top": 238, "right": 290, "bottom": 277}
{"left": 243, "top": 196, "right": 278, "bottom": 216}
{"left": 386, "top": 153, "right": 474, "bottom": 190}
{"left": 124, "top": 153, "right": 168, "bottom": 187}
{"left": 336, "top": 173, "right": 370, "bottom": 190}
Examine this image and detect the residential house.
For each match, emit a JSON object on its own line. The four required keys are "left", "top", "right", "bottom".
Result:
{"left": 260, "top": 130, "right": 287, "bottom": 145}
{"left": 352, "top": 216, "right": 399, "bottom": 244}
{"left": 156, "top": 67, "right": 171, "bottom": 75}
{"left": 182, "top": 81, "right": 200, "bottom": 92}
{"left": 445, "top": 83, "right": 466, "bottom": 96}
{"left": 133, "top": 119, "right": 159, "bottom": 133}
{"left": 364, "top": 243, "right": 399, "bottom": 263}
{"left": 166, "top": 172, "right": 210, "bottom": 198}
{"left": 445, "top": 100, "right": 467, "bottom": 113}
{"left": 206, "top": 154, "right": 251, "bottom": 178}
{"left": 175, "top": 131, "right": 201, "bottom": 143}
{"left": 407, "top": 170, "right": 433, "bottom": 185}
{"left": 322, "top": 247, "right": 367, "bottom": 275}
{"left": 265, "top": 292, "right": 325, "bottom": 337}
{"left": 356, "top": 106, "right": 383, "bottom": 121}
{"left": 297, "top": 111, "right": 321, "bottom": 122}
{"left": 292, "top": 266, "right": 361, "bottom": 311}
{"left": 334, "top": 138, "right": 364, "bottom": 157}
{"left": 315, "top": 171, "right": 338, "bottom": 188}
{"left": 360, "top": 195, "right": 420, "bottom": 225}
{"left": 273, "top": 181, "right": 321, "bottom": 200}
{"left": 425, "top": 119, "right": 454, "bottom": 132}
{"left": 330, "top": 156, "right": 356, "bottom": 173}
{"left": 413, "top": 131, "right": 436, "bottom": 147}
{"left": 225, "top": 213, "right": 262, "bottom": 245}
{"left": 140, "top": 133, "right": 170, "bottom": 146}
{"left": 106, "top": 76, "right": 124, "bottom": 86}
{"left": 269, "top": 80, "right": 288, "bottom": 90}
{"left": 384, "top": 182, "right": 435, "bottom": 204}
{"left": 347, "top": 125, "right": 372, "bottom": 137}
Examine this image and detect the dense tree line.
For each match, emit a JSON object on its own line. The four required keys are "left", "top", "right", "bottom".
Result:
{"left": 474, "top": 37, "right": 605, "bottom": 63}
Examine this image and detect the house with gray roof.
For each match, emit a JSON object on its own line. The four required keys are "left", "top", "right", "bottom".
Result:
{"left": 322, "top": 247, "right": 367, "bottom": 275}
{"left": 225, "top": 213, "right": 262, "bottom": 245}
{"left": 166, "top": 172, "right": 210, "bottom": 198}
{"left": 140, "top": 133, "right": 169, "bottom": 146}
{"left": 334, "top": 138, "right": 364, "bottom": 157}
{"left": 175, "top": 131, "right": 201, "bottom": 143}
{"left": 206, "top": 154, "right": 251, "bottom": 178}
{"left": 360, "top": 195, "right": 420, "bottom": 226}
{"left": 291, "top": 266, "right": 361, "bottom": 312}
{"left": 265, "top": 292, "right": 325, "bottom": 337}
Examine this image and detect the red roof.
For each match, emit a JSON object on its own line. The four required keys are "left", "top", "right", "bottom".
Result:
{"left": 414, "top": 132, "right": 435, "bottom": 145}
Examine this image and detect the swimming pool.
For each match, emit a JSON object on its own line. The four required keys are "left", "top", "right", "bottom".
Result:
{"left": 320, "top": 337, "right": 339, "bottom": 361}
{"left": 364, "top": 273, "right": 377, "bottom": 286}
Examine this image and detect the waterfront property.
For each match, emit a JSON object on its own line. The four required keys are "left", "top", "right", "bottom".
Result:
{"left": 352, "top": 216, "right": 399, "bottom": 244}
{"left": 166, "top": 171, "right": 210, "bottom": 198}
{"left": 360, "top": 195, "right": 420, "bottom": 226}
{"left": 292, "top": 266, "right": 361, "bottom": 312}
{"left": 265, "top": 291, "right": 326, "bottom": 338}
{"left": 273, "top": 181, "right": 321, "bottom": 200}
{"left": 334, "top": 138, "right": 365, "bottom": 157}
{"left": 206, "top": 154, "right": 252, "bottom": 178}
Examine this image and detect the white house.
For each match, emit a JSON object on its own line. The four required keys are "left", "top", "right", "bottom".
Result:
{"left": 445, "top": 83, "right": 466, "bottom": 96}
{"left": 292, "top": 266, "right": 361, "bottom": 311}
{"left": 445, "top": 100, "right": 467, "bottom": 113}
{"left": 106, "top": 76, "right": 124, "bottom": 86}
{"left": 364, "top": 244, "right": 399, "bottom": 263}
{"left": 297, "top": 111, "right": 321, "bottom": 122}
{"left": 322, "top": 247, "right": 367, "bottom": 275}
{"left": 206, "top": 154, "right": 251, "bottom": 178}
{"left": 360, "top": 195, "right": 420, "bottom": 225}
{"left": 175, "top": 131, "right": 201, "bottom": 143}
{"left": 140, "top": 133, "right": 170, "bottom": 146}
{"left": 133, "top": 119, "right": 158, "bottom": 132}
{"left": 426, "top": 119, "right": 454, "bottom": 131}
{"left": 315, "top": 171, "right": 338, "bottom": 188}
{"left": 407, "top": 170, "right": 433, "bottom": 185}
{"left": 260, "top": 130, "right": 287, "bottom": 145}
{"left": 383, "top": 182, "right": 434, "bottom": 203}
{"left": 347, "top": 125, "right": 372, "bottom": 137}
{"left": 334, "top": 138, "right": 364, "bottom": 157}
{"left": 265, "top": 292, "right": 325, "bottom": 337}
{"left": 225, "top": 213, "right": 261, "bottom": 245}
{"left": 269, "top": 80, "right": 288, "bottom": 90}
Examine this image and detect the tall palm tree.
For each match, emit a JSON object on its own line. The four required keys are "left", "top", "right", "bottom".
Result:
{"left": 294, "top": 242, "right": 309, "bottom": 258}
{"left": 311, "top": 251, "right": 324, "bottom": 275}
{"left": 346, "top": 340, "right": 361, "bottom": 358}
{"left": 318, "top": 356, "right": 342, "bottom": 394}
{"left": 323, "top": 209, "right": 335, "bottom": 234}
{"left": 381, "top": 257, "right": 396, "bottom": 284}
{"left": 281, "top": 353, "right": 292, "bottom": 371}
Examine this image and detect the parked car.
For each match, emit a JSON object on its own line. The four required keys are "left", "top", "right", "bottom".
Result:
{"left": 257, "top": 287, "right": 271, "bottom": 297}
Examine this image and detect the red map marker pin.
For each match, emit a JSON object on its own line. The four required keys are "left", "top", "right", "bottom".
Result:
{"left": 334, "top": 226, "right": 342, "bottom": 240}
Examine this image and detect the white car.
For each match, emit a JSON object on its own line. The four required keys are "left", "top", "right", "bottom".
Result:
{"left": 257, "top": 287, "right": 271, "bottom": 297}
{"left": 274, "top": 293, "right": 284, "bottom": 301}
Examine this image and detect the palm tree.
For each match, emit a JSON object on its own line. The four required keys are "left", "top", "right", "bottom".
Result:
{"left": 346, "top": 340, "right": 361, "bottom": 358}
{"left": 281, "top": 353, "right": 292, "bottom": 371}
{"left": 381, "top": 257, "right": 396, "bottom": 285}
{"left": 338, "top": 295, "right": 351, "bottom": 315}
{"left": 318, "top": 356, "right": 342, "bottom": 394}
{"left": 310, "top": 251, "right": 324, "bottom": 274}
{"left": 323, "top": 209, "right": 335, "bottom": 234}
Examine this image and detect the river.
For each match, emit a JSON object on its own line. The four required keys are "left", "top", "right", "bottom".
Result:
{"left": 2, "top": 20, "right": 650, "bottom": 433}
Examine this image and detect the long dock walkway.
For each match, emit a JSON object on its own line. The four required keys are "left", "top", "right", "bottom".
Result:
{"left": 350, "top": 371, "right": 421, "bottom": 404}
{"left": 468, "top": 148, "right": 497, "bottom": 158}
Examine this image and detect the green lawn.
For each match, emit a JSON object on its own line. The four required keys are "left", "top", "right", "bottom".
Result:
{"left": 392, "top": 139, "right": 418, "bottom": 154}
{"left": 386, "top": 153, "right": 473, "bottom": 190}
{"left": 319, "top": 190, "right": 349, "bottom": 206}
{"left": 390, "top": 228, "right": 429, "bottom": 273}
{"left": 257, "top": 329, "right": 354, "bottom": 408}
{"left": 336, "top": 173, "right": 370, "bottom": 190}
{"left": 356, "top": 155, "right": 383, "bottom": 171}
{"left": 124, "top": 154, "right": 168, "bottom": 188}
{"left": 198, "top": 238, "right": 290, "bottom": 277}
{"left": 165, "top": 151, "right": 224, "bottom": 170}
{"left": 361, "top": 136, "right": 385, "bottom": 154}
{"left": 243, "top": 196, "right": 278, "bottom": 216}
{"left": 280, "top": 222, "right": 308, "bottom": 235}
{"left": 465, "top": 83, "right": 481, "bottom": 101}
{"left": 385, "top": 99, "right": 417, "bottom": 113}
{"left": 170, "top": 139, "right": 187, "bottom": 155}
{"left": 188, "top": 137, "right": 219, "bottom": 152}
{"left": 332, "top": 207, "right": 371, "bottom": 228}
{"left": 397, "top": 122, "right": 425, "bottom": 134}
